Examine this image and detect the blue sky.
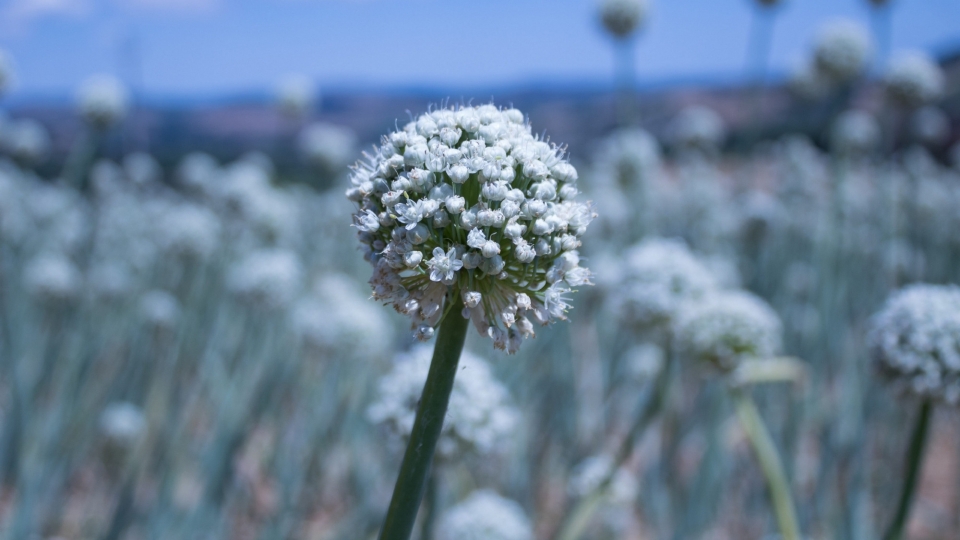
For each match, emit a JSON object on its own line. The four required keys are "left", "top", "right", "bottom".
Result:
{"left": 2, "top": 0, "right": 959, "bottom": 99}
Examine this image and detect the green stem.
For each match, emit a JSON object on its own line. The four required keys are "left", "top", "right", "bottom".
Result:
{"left": 378, "top": 296, "right": 468, "bottom": 540}
{"left": 733, "top": 391, "right": 801, "bottom": 540}
{"left": 882, "top": 399, "right": 933, "bottom": 540}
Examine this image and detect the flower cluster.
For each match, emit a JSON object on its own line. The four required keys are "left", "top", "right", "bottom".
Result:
{"left": 673, "top": 290, "right": 783, "bottom": 372}
{"left": 867, "top": 284, "right": 960, "bottom": 404}
{"left": 77, "top": 75, "right": 129, "bottom": 130}
{"left": 366, "top": 344, "right": 518, "bottom": 459}
{"left": 599, "top": 0, "right": 648, "bottom": 39}
{"left": 568, "top": 454, "right": 638, "bottom": 505}
{"left": 910, "top": 106, "right": 950, "bottom": 147}
{"left": 813, "top": 19, "right": 872, "bottom": 84}
{"left": 884, "top": 51, "right": 945, "bottom": 109}
{"left": 666, "top": 106, "right": 726, "bottom": 153}
{"left": 348, "top": 104, "right": 595, "bottom": 353}
{"left": 831, "top": 110, "right": 880, "bottom": 156}
{"left": 616, "top": 238, "right": 717, "bottom": 331}
{"left": 275, "top": 74, "right": 316, "bottom": 119}
{"left": 437, "top": 490, "right": 533, "bottom": 540}
{"left": 226, "top": 248, "right": 303, "bottom": 311}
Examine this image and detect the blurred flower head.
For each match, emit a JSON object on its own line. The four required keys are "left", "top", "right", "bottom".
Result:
{"left": 227, "top": 248, "right": 303, "bottom": 311}
{"left": 367, "top": 344, "right": 518, "bottom": 459}
{"left": 674, "top": 290, "right": 782, "bottom": 372}
{"left": 4, "top": 118, "right": 50, "bottom": 167}
{"left": 438, "top": 490, "right": 533, "bottom": 540}
{"left": 276, "top": 74, "right": 316, "bottom": 119}
{"left": 599, "top": 0, "right": 648, "bottom": 39}
{"left": 885, "top": 51, "right": 945, "bottom": 109}
{"left": 298, "top": 122, "right": 357, "bottom": 177}
{"left": 77, "top": 75, "right": 129, "bottom": 129}
{"left": 868, "top": 284, "right": 960, "bottom": 404}
{"left": 813, "top": 19, "right": 872, "bottom": 84}
{"left": 666, "top": 105, "right": 726, "bottom": 154}
{"left": 24, "top": 252, "right": 83, "bottom": 305}
{"left": 568, "top": 454, "right": 638, "bottom": 505}
{"left": 616, "top": 237, "right": 717, "bottom": 331}
{"left": 831, "top": 109, "right": 880, "bottom": 156}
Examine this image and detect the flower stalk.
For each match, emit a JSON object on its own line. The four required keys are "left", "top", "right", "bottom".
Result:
{"left": 732, "top": 389, "right": 801, "bottom": 540}
{"left": 882, "top": 399, "right": 932, "bottom": 540}
{"left": 378, "top": 295, "right": 468, "bottom": 540}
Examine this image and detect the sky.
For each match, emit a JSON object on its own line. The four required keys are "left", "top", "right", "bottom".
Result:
{"left": 2, "top": 0, "right": 959, "bottom": 100}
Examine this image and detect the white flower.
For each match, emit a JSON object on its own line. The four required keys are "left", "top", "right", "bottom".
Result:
{"left": 910, "top": 106, "right": 950, "bottom": 147}
{"left": 438, "top": 490, "right": 533, "bottom": 540}
{"left": 426, "top": 246, "right": 463, "bottom": 283}
{"left": 155, "top": 203, "right": 221, "bottom": 260}
{"left": 674, "top": 290, "right": 783, "bottom": 372}
{"left": 227, "top": 249, "right": 303, "bottom": 311}
{"left": 568, "top": 454, "right": 638, "bottom": 506}
{"left": 24, "top": 253, "right": 82, "bottom": 304}
{"left": 813, "top": 19, "right": 872, "bottom": 84}
{"left": 123, "top": 152, "right": 162, "bottom": 185}
{"left": 599, "top": 0, "right": 648, "bottom": 39}
{"left": 367, "top": 345, "right": 519, "bottom": 459}
{"left": 349, "top": 105, "right": 595, "bottom": 352}
{"left": 885, "top": 51, "right": 945, "bottom": 108}
{"left": 275, "top": 74, "right": 316, "bottom": 119}
{"left": 293, "top": 273, "right": 393, "bottom": 357}
{"left": 666, "top": 106, "right": 725, "bottom": 152}
{"left": 99, "top": 402, "right": 146, "bottom": 447}
{"left": 139, "top": 290, "right": 181, "bottom": 332}
{"left": 77, "top": 75, "right": 129, "bottom": 129}
{"left": 831, "top": 109, "right": 880, "bottom": 156}
{"left": 867, "top": 284, "right": 960, "bottom": 404}
{"left": 616, "top": 238, "right": 717, "bottom": 331}
{"left": 5, "top": 119, "right": 50, "bottom": 166}
{"left": 298, "top": 122, "right": 357, "bottom": 174}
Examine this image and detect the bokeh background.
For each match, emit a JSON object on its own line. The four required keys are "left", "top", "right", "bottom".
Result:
{"left": 2, "top": 0, "right": 960, "bottom": 539}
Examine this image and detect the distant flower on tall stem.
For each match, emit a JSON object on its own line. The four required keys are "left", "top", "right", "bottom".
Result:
{"left": 598, "top": 0, "right": 649, "bottom": 125}
{"left": 868, "top": 284, "right": 960, "bottom": 540}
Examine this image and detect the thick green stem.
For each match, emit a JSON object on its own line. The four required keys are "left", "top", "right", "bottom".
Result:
{"left": 882, "top": 399, "right": 933, "bottom": 540}
{"left": 733, "top": 391, "right": 801, "bottom": 540}
{"left": 378, "top": 296, "right": 468, "bottom": 540}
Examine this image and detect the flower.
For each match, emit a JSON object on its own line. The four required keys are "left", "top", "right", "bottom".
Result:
{"left": 910, "top": 106, "right": 950, "bottom": 147}
{"left": 666, "top": 106, "right": 726, "bottom": 153}
{"left": 123, "top": 152, "right": 163, "bottom": 186}
{"left": 24, "top": 253, "right": 82, "bottom": 304}
{"left": 154, "top": 203, "right": 222, "bottom": 260}
{"left": 367, "top": 344, "right": 519, "bottom": 459}
{"left": 813, "top": 19, "right": 872, "bottom": 84}
{"left": 348, "top": 104, "right": 595, "bottom": 352}
{"left": 298, "top": 122, "right": 357, "bottom": 176}
{"left": 99, "top": 402, "right": 146, "bottom": 447}
{"left": 867, "top": 284, "right": 960, "bottom": 404}
{"left": 139, "top": 290, "right": 181, "bottom": 332}
{"left": 227, "top": 248, "right": 303, "bottom": 311}
{"left": 615, "top": 238, "right": 717, "bottom": 331}
{"left": 275, "top": 74, "right": 316, "bottom": 119}
{"left": 292, "top": 273, "right": 393, "bottom": 357}
{"left": 673, "top": 290, "right": 782, "bottom": 372}
{"left": 599, "top": 0, "right": 648, "bottom": 39}
{"left": 437, "top": 490, "right": 533, "bottom": 540}
{"left": 4, "top": 119, "right": 50, "bottom": 166}
{"left": 77, "top": 75, "right": 129, "bottom": 129}
{"left": 568, "top": 454, "right": 638, "bottom": 505}
{"left": 885, "top": 51, "right": 945, "bottom": 109}
{"left": 831, "top": 109, "right": 880, "bottom": 156}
